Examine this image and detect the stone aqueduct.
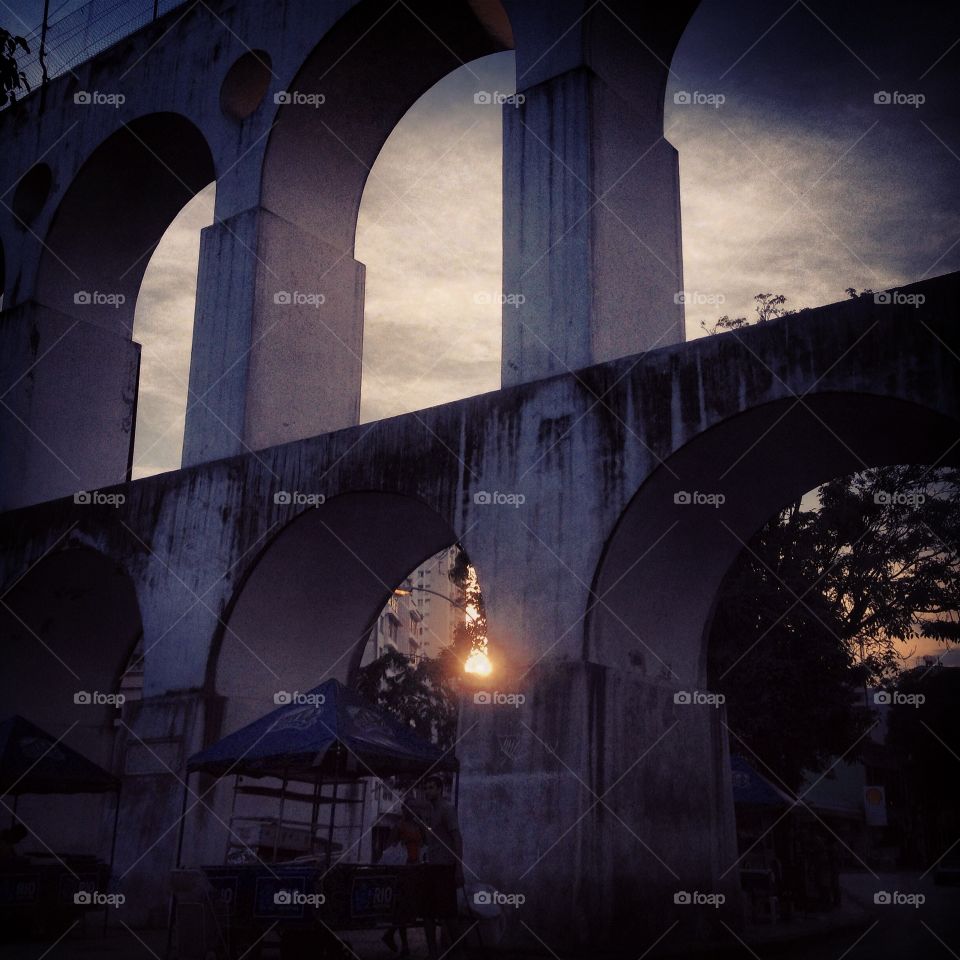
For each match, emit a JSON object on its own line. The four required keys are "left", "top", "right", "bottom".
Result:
{"left": 0, "top": 0, "right": 958, "bottom": 951}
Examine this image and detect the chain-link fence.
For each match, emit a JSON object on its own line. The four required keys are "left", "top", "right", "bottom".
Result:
{"left": 10, "top": 0, "right": 187, "bottom": 97}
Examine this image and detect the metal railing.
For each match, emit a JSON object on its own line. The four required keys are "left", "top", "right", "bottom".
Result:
{"left": 9, "top": 0, "right": 187, "bottom": 97}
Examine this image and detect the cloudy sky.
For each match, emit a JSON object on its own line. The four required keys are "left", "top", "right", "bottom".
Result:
{"left": 4, "top": 0, "right": 959, "bottom": 480}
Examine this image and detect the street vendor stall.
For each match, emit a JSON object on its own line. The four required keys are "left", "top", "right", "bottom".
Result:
{"left": 0, "top": 714, "right": 121, "bottom": 940}
{"left": 170, "top": 679, "right": 459, "bottom": 960}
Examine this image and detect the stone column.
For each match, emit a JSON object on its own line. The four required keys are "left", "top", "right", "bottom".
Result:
{"left": 0, "top": 301, "right": 139, "bottom": 511}
{"left": 501, "top": 0, "right": 694, "bottom": 386}
{"left": 182, "top": 206, "right": 364, "bottom": 466}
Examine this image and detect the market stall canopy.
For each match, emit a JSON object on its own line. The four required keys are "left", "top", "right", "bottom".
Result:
{"left": 0, "top": 715, "right": 119, "bottom": 795}
{"left": 730, "top": 754, "right": 796, "bottom": 809}
{"left": 187, "top": 679, "right": 458, "bottom": 782}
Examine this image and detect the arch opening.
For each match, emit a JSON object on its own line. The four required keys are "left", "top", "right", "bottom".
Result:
{"left": 586, "top": 391, "right": 960, "bottom": 926}
{"left": 356, "top": 52, "right": 512, "bottom": 422}
{"left": 0, "top": 547, "right": 143, "bottom": 859}
{"left": 191, "top": 491, "right": 484, "bottom": 868}
{"left": 35, "top": 112, "right": 215, "bottom": 338}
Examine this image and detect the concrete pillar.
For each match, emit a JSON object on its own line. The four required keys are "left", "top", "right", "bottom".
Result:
{"left": 459, "top": 660, "right": 741, "bottom": 953}
{"left": 182, "top": 206, "right": 364, "bottom": 466}
{"left": 0, "top": 301, "right": 139, "bottom": 511}
{"left": 501, "top": 0, "right": 693, "bottom": 386}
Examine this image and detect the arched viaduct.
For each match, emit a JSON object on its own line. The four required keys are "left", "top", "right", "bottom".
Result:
{"left": 0, "top": 0, "right": 958, "bottom": 953}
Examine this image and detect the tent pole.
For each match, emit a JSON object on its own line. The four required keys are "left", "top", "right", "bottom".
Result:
{"left": 174, "top": 773, "right": 189, "bottom": 868}
{"left": 310, "top": 780, "right": 321, "bottom": 859}
{"left": 327, "top": 779, "right": 337, "bottom": 870}
{"left": 225, "top": 774, "right": 239, "bottom": 863}
{"left": 274, "top": 769, "right": 288, "bottom": 863}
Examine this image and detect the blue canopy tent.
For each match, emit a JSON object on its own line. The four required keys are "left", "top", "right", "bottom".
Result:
{"left": 730, "top": 754, "right": 796, "bottom": 809}
{"left": 186, "top": 678, "right": 458, "bottom": 782}
{"left": 0, "top": 715, "right": 121, "bottom": 937}
{"left": 176, "top": 679, "right": 458, "bottom": 873}
{"left": 0, "top": 714, "right": 119, "bottom": 797}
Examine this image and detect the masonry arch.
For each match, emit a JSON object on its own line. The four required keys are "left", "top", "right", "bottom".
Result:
{"left": 586, "top": 392, "right": 960, "bottom": 686}
{"left": 205, "top": 491, "right": 467, "bottom": 739}
{"left": 261, "top": 0, "right": 512, "bottom": 246}
{"left": 236, "top": 0, "right": 513, "bottom": 450}
{"left": 34, "top": 112, "right": 215, "bottom": 337}
{"left": 189, "top": 491, "right": 469, "bottom": 865}
{"left": 0, "top": 546, "right": 143, "bottom": 856}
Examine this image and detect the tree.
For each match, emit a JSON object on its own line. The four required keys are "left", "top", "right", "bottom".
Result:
{"left": 699, "top": 292, "right": 793, "bottom": 335}
{"left": 355, "top": 646, "right": 460, "bottom": 751}
{"left": 710, "top": 466, "right": 959, "bottom": 790}
{"left": 355, "top": 545, "right": 486, "bottom": 752}
{"left": 1, "top": 28, "right": 30, "bottom": 108}
{"left": 704, "top": 295, "right": 960, "bottom": 789}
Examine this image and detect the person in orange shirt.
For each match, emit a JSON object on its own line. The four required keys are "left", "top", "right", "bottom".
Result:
{"left": 381, "top": 804, "right": 425, "bottom": 957}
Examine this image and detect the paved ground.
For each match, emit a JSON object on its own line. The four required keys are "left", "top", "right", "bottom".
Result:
{"left": 2, "top": 872, "right": 957, "bottom": 959}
